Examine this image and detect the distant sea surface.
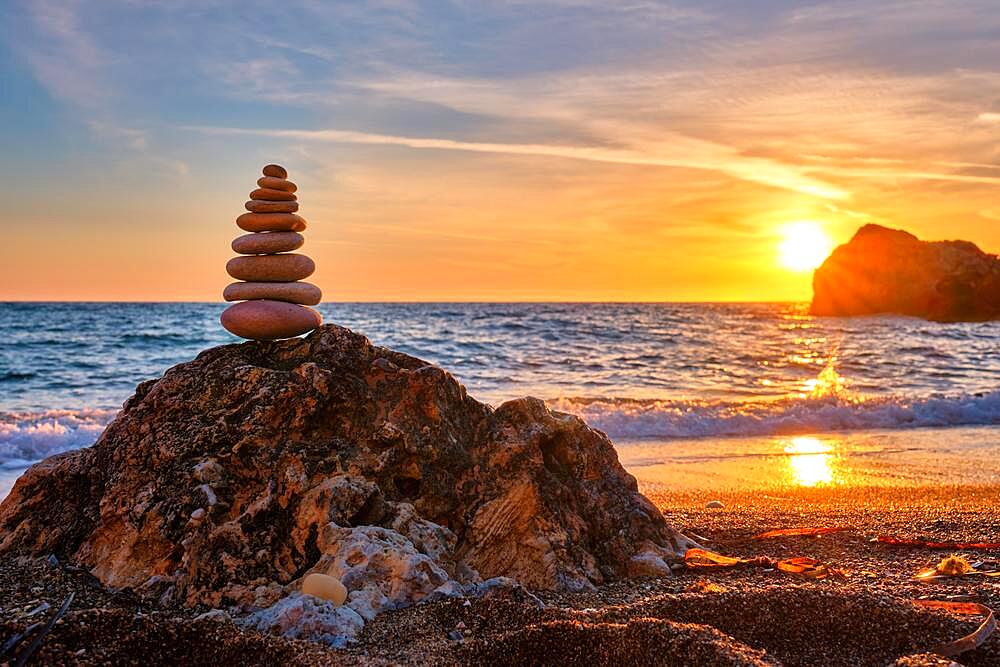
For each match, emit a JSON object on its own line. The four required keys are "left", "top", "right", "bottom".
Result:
{"left": 2, "top": 302, "right": 1000, "bottom": 496}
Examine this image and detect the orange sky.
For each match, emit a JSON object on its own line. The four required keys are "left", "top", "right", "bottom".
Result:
{"left": 2, "top": 2, "right": 999, "bottom": 302}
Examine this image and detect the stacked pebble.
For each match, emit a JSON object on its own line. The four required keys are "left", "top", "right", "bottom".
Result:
{"left": 220, "top": 164, "right": 323, "bottom": 340}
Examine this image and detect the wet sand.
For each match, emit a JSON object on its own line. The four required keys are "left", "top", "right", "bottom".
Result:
{"left": 620, "top": 425, "right": 1000, "bottom": 492}
{"left": 2, "top": 482, "right": 998, "bottom": 665}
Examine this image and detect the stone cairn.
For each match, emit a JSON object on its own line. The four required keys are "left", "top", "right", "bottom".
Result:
{"left": 221, "top": 164, "right": 323, "bottom": 340}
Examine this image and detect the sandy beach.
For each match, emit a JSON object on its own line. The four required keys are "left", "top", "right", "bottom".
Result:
{"left": 3, "top": 479, "right": 997, "bottom": 666}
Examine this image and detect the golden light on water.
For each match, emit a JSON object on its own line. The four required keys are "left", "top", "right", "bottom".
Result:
{"left": 784, "top": 361, "right": 846, "bottom": 486}
{"left": 803, "top": 358, "right": 849, "bottom": 397}
{"left": 778, "top": 222, "right": 834, "bottom": 272}
{"left": 784, "top": 436, "right": 835, "bottom": 487}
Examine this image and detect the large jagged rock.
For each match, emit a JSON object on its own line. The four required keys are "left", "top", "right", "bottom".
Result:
{"left": 0, "top": 326, "right": 694, "bottom": 629}
{"left": 811, "top": 224, "right": 1000, "bottom": 321}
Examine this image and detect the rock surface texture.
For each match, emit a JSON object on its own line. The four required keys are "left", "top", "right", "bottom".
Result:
{"left": 811, "top": 224, "right": 1000, "bottom": 321}
{"left": 222, "top": 164, "right": 322, "bottom": 340}
{"left": 0, "top": 326, "right": 695, "bottom": 644}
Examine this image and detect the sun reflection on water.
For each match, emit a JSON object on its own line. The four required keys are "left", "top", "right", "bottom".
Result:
{"left": 802, "top": 358, "right": 849, "bottom": 398}
{"left": 784, "top": 436, "right": 835, "bottom": 486}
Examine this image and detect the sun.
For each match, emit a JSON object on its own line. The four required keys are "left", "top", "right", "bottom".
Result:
{"left": 778, "top": 221, "right": 834, "bottom": 272}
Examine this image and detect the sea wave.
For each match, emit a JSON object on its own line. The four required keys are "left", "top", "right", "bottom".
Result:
{"left": 548, "top": 391, "right": 1000, "bottom": 440}
{"left": 1, "top": 389, "right": 998, "bottom": 470}
{"left": 0, "top": 409, "right": 116, "bottom": 469}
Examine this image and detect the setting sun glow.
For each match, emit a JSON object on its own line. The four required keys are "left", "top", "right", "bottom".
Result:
{"left": 778, "top": 222, "right": 835, "bottom": 272}
{"left": 784, "top": 437, "right": 835, "bottom": 487}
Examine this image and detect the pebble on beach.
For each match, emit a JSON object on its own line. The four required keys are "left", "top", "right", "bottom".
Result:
{"left": 301, "top": 573, "right": 348, "bottom": 606}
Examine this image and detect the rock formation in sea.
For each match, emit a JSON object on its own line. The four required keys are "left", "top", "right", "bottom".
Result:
{"left": 811, "top": 224, "right": 1000, "bottom": 321}
{"left": 0, "top": 326, "right": 696, "bottom": 645}
{"left": 222, "top": 164, "right": 323, "bottom": 340}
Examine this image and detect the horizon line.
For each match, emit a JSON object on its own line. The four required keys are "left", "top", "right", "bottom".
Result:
{"left": 0, "top": 299, "right": 811, "bottom": 305}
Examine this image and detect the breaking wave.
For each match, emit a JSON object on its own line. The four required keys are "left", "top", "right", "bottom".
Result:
{"left": 549, "top": 391, "right": 1000, "bottom": 440}
{"left": 3, "top": 391, "right": 998, "bottom": 470}
{"left": 0, "top": 409, "right": 116, "bottom": 469}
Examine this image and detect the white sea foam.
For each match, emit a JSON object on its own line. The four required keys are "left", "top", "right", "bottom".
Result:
{"left": 0, "top": 409, "right": 116, "bottom": 468}
{"left": 549, "top": 391, "right": 1000, "bottom": 440}
{"left": 2, "top": 391, "right": 998, "bottom": 469}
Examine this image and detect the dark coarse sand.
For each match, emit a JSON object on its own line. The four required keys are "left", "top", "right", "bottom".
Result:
{"left": 2, "top": 484, "right": 998, "bottom": 666}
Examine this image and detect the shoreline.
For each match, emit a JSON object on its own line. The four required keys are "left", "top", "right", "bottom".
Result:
{"left": 2, "top": 482, "right": 997, "bottom": 665}
{"left": 621, "top": 425, "right": 1000, "bottom": 492}
{"left": 4, "top": 422, "right": 999, "bottom": 504}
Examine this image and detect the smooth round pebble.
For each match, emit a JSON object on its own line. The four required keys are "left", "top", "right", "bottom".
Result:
{"left": 245, "top": 199, "right": 299, "bottom": 213}
{"left": 221, "top": 300, "right": 321, "bottom": 340}
{"left": 706, "top": 500, "right": 725, "bottom": 509}
{"left": 236, "top": 212, "right": 307, "bottom": 232}
{"left": 301, "top": 573, "right": 347, "bottom": 606}
{"left": 232, "top": 231, "right": 304, "bottom": 255}
{"left": 262, "top": 164, "right": 288, "bottom": 178}
{"left": 250, "top": 187, "right": 297, "bottom": 202}
{"left": 226, "top": 254, "right": 315, "bottom": 282}
{"left": 257, "top": 176, "right": 297, "bottom": 193}
{"left": 223, "top": 281, "right": 322, "bottom": 305}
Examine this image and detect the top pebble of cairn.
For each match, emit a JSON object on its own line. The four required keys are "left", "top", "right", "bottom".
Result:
{"left": 262, "top": 164, "right": 288, "bottom": 179}
{"left": 220, "top": 164, "right": 323, "bottom": 340}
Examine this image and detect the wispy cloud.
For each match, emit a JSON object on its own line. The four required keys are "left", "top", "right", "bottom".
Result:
{"left": 185, "top": 124, "right": 849, "bottom": 199}
{"left": 20, "top": 0, "right": 106, "bottom": 111}
{"left": 12, "top": 0, "right": 189, "bottom": 176}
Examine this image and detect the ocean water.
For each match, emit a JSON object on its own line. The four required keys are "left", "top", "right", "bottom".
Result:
{"left": 2, "top": 302, "right": 999, "bottom": 494}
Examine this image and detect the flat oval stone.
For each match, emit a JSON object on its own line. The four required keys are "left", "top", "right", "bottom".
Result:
{"left": 257, "top": 176, "right": 297, "bottom": 193}
{"left": 226, "top": 254, "right": 315, "bottom": 282}
{"left": 250, "top": 187, "right": 297, "bottom": 202}
{"left": 221, "top": 300, "right": 321, "bottom": 340}
{"left": 236, "top": 212, "right": 307, "bottom": 232}
{"left": 223, "top": 281, "right": 321, "bottom": 305}
{"left": 232, "top": 231, "right": 304, "bottom": 255}
{"left": 262, "top": 164, "right": 288, "bottom": 178}
{"left": 301, "top": 573, "right": 347, "bottom": 606}
{"left": 245, "top": 200, "right": 298, "bottom": 213}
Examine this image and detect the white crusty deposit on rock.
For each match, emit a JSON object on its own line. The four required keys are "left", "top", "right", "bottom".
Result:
{"left": 238, "top": 592, "right": 365, "bottom": 648}
{"left": 313, "top": 523, "right": 460, "bottom": 621}
{"left": 242, "top": 518, "right": 542, "bottom": 644}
